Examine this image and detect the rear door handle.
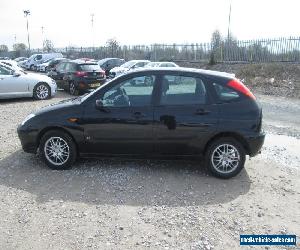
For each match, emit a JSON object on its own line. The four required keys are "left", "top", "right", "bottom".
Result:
{"left": 194, "top": 109, "right": 211, "bottom": 115}
{"left": 132, "top": 112, "right": 146, "bottom": 119}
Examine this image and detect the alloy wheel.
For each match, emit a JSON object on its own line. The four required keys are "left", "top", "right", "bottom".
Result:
{"left": 36, "top": 84, "right": 49, "bottom": 99}
{"left": 211, "top": 144, "right": 240, "bottom": 174}
{"left": 44, "top": 137, "right": 70, "bottom": 166}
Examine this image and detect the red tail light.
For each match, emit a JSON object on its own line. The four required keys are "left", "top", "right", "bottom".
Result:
{"left": 75, "top": 71, "right": 87, "bottom": 77}
{"left": 227, "top": 79, "right": 256, "bottom": 100}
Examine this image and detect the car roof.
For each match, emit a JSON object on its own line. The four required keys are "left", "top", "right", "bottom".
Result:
{"left": 129, "top": 67, "right": 235, "bottom": 79}
{"left": 70, "top": 59, "right": 98, "bottom": 64}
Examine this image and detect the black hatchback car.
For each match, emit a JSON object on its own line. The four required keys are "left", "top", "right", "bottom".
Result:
{"left": 49, "top": 60, "right": 106, "bottom": 95}
{"left": 18, "top": 68, "right": 265, "bottom": 178}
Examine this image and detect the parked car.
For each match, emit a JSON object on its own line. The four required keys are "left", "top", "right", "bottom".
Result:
{"left": 37, "top": 58, "right": 66, "bottom": 72}
{"left": 0, "top": 64, "right": 57, "bottom": 100}
{"left": 47, "top": 58, "right": 69, "bottom": 72}
{"left": 0, "top": 60, "right": 24, "bottom": 72}
{"left": 24, "top": 53, "right": 64, "bottom": 71}
{"left": 145, "top": 61, "right": 179, "bottom": 68}
{"left": 17, "top": 67, "right": 265, "bottom": 178}
{"left": 14, "top": 57, "right": 28, "bottom": 62}
{"left": 109, "top": 60, "right": 150, "bottom": 78}
{"left": 48, "top": 60, "right": 106, "bottom": 95}
{"left": 97, "top": 58, "right": 125, "bottom": 76}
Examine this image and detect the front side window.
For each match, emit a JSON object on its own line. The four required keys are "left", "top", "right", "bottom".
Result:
{"left": 100, "top": 75, "right": 156, "bottom": 107}
{"left": 160, "top": 75, "right": 207, "bottom": 105}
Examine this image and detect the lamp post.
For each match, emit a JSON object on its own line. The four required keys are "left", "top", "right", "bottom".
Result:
{"left": 91, "top": 13, "right": 94, "bottom": 50}
{"left": 23, "top": 10, "right": 31, "bottom": 51}
{"left": 227, "top": 1, "right": 232, "bottom": 41}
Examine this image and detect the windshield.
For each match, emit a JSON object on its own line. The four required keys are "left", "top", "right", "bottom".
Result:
{"left": 120, "top": 61, "right": 137, "bottom": 68}
{"left": 97, "top": 59, "right": 108, "bottom": 65}
{"left": 79, "top": 64, "right": 100, "bottom": 71}
{"left": 145, "top": 62, "right": 159, "bottom": 67}
{"left": 44, "top": 58, "right": 53, "bottom": 63}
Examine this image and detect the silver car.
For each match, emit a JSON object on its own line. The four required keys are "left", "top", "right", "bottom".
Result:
{"left": 0, "top": 63, "right": 57, "bottom": 100}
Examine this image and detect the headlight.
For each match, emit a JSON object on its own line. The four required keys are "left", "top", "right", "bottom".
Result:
{"left": 21, "top": 114, "right": 35, "bottom": 126}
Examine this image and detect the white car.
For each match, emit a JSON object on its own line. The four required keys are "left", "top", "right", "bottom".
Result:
{"left": 0, "top": 64, "right": 57, "bottom": 100}
{"left": 36, "top": 58, "right": 54, "bottom": 72}
{"left": 0, "top": 60, "right": 24, "bottom": 72}
{"left": 145, "top": 61, "right": 179, "bottom": 68}
{"left": 109, "top": 60, "right": 150, "bottom": 78}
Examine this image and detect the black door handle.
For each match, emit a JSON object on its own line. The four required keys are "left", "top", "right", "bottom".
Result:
{"left": 194, "top": 109, "right": 211, "bottom": 115}
{"left": 132, "top": 112, "right": 146, "bottom": 119}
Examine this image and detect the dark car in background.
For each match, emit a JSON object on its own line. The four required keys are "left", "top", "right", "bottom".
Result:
{"left": 47, "top": 58, "right": 69, "bottom": 72}
{"left": 48, "top": 60, "right": 106, "bottom": 95}
{"left": 18, "top": 67, "right": 265, "bottom": 178}
{"left": 97, "top": 58, "right": 125, "bottom": 76}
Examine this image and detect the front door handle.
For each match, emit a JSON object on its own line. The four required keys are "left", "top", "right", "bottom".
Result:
{"left": 132, "top": 112, "right": 146, "bottom": 119}
{"left": 194, "top": 109, "right": 210, "bottom": 115}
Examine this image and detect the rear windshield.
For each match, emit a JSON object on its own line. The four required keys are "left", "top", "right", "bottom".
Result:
{"left": 79, "top": 64, "right": 100, "bottom": 71}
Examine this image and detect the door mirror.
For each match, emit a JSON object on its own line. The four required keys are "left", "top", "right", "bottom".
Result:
{"left": 95, "top": 100, "right": 110, "bottom": 112}
{"left": 13, "top": 71, "right": 21, "bottom": 77}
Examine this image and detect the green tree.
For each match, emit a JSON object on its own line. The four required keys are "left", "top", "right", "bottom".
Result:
{"left": 13, "top": 43, "right": 27, "bottom": 57}
{"left": 43, "top": 39, "right": 54, "bottom": 52}
{"left": 0, "top": 44, "right": 8, "bottom": 53}
{"left": 106, "top": 38, "right": 119, "bottom": 57}
{"left": 209, "top": 30, "right": 223, "bottom": 65}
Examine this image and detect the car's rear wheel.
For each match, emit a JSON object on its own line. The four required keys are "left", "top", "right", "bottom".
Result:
{"left": 33, "top": 83, "right": 50, "bottom": 100}
{"left": 40, "top": 130, "right": 77, "bottom": 170}
{"left": 69, "top": 82, "right": 79, "bottom": 95}
{"left": 205, "top": 137, "right": 246, "bottom": 179}
{"left": 30, "top": 65, "right": 34, "bottom": 71}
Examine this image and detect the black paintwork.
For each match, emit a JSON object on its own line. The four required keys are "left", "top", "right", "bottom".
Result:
{"left": 18, "top": 68, "right": 265, "bottom": 159}
{"left": 50, "top": 60, "right": 106, "bottom": 93}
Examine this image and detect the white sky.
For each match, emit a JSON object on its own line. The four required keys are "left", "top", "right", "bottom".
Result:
{"left": 0, "top": 0, "right": 299, "bottom": 49}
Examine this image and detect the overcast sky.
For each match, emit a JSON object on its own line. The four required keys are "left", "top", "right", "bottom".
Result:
{"left": 0, "top": 0, "right": 299, "bottom": 49}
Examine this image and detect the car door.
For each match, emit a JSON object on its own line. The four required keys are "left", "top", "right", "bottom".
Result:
{"left": 81, "top": 73, "right": 157, "bottom": 155}
{"left": 153, "top": 73, "right": 219, "bottom": 155}
{"left": 53, "top": 62, "right": 67, "bottom": 89}
{"left": 0, "top": 66, "right": 28, "bottom": 98}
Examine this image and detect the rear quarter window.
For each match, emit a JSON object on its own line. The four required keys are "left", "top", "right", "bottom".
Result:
{"left": 212, "top": 82, "right": 242, "bottom": 103}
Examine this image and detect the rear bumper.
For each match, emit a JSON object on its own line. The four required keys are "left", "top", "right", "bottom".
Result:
{"left": 246, "top": 131, "right": 266, "bottom": 157}
{"left": 76, "top": 79, "right": 106, "bottom": 91}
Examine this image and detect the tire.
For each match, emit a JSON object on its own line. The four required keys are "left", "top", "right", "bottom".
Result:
{"left": 69, "top": 81, "right": 79, "bottom": 95}
{"left": 205, "top": 137, "right": 246, "bottom": 179}
{"left": 40, "top": 130, "right": 77, "bottom": 170}
{"left": 30, "top": 65, "right": 34, "bottom": 71}
{"left": 33, "top": 83, "right": 51, "bottom": 100}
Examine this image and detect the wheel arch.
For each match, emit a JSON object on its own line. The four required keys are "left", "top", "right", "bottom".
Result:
{"left": 37, "top": 126, "right": 79, "bottom": 155}
{"left": 204, "top": 132, "right": 251, "bottom": 155}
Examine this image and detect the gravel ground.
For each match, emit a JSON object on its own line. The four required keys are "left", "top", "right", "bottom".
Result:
{"left": 0, "top": 91, "right": 299, "bottom": 249}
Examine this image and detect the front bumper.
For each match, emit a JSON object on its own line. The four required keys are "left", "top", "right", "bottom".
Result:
{"left": 17, "top": 125, "right": 38, "bottom": 154}
{"left": 246, "top": 131, "right": 266, "bottom": 157}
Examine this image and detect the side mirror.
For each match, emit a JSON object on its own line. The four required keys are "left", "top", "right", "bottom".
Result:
{"left": 95, "top": 99, "right": 103, "bottom": 109}
{"left": 95, "top": 100, "right": 110, "bottom": 112}
{"left": 13, "top": 71, "right": 21, "bottom": 77}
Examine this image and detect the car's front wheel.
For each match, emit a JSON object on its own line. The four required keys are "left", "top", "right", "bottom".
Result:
{"left": 205, "top": 137, "right": 246, "bottom": 179}
{"left": 40, "top": 130, "right": 77, "bottom": 170}
{"left": 33, "top": 83, "right": 50, "bottom": 100}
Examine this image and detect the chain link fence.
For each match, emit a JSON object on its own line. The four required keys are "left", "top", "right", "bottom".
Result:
{"left": 4, "top": 36, "right": 300, "bottom": 63}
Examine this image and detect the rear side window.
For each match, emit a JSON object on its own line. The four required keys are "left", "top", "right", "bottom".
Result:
{"left": 212, "top": 82, "right": 241, "bottom": 103}
{"left": 80, "top": 64, "right": 100, "bottom": 71}
{"left": 160, "top": 75, "right": 207, "bottom": 105}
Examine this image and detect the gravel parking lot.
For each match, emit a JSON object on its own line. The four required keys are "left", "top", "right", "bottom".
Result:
{"left": 0, "top": 91, "right": 299, "bottom": 249}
